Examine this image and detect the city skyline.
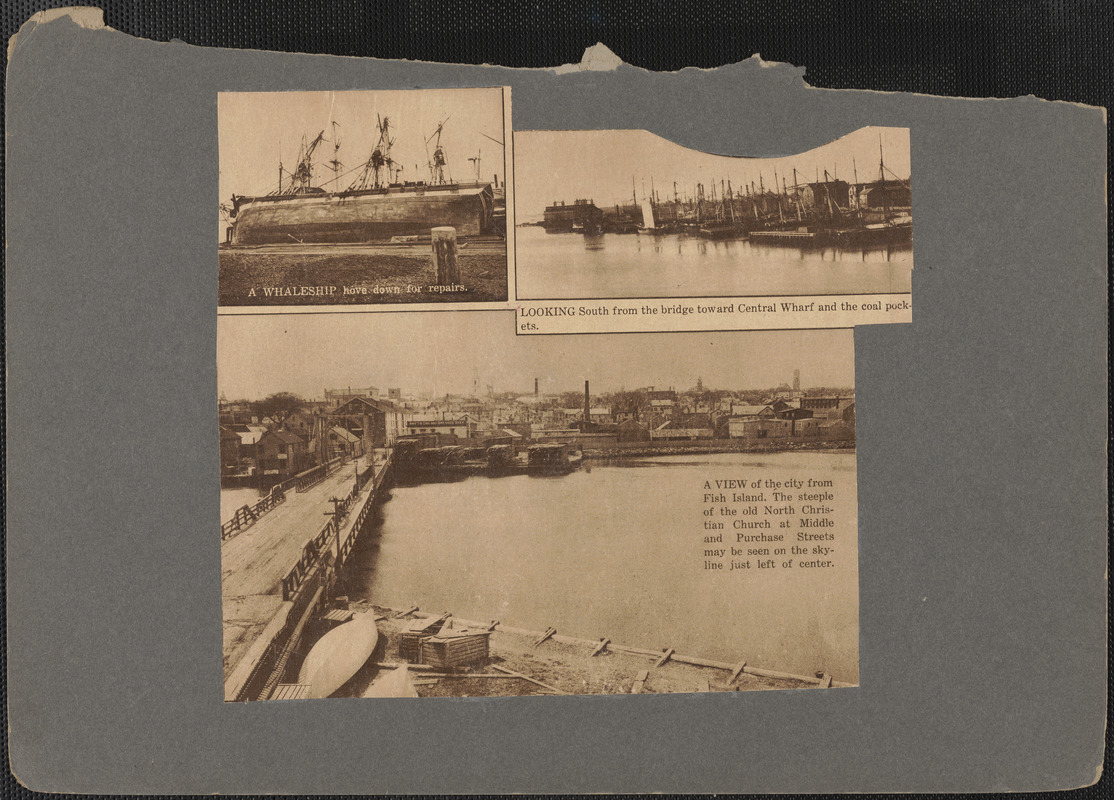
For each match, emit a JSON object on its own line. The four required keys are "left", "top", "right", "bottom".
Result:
{"left": 218, "top": 313, "right": 854, "bottom": 400}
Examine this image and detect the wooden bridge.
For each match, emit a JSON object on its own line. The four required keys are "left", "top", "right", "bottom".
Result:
{"left": 221, "top": 448, "right": 393, "bottom": 701}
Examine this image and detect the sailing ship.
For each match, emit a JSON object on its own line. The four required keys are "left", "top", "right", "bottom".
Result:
{"left": 224, "top": 116, "right": 503, "bottom": 245}
{"left": 534, "top": 133, "right": 910, "bottom": 247}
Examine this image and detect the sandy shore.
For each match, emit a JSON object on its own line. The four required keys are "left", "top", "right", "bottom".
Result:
{"left": 304, "top": 602, "right": 831, "bottom": 699}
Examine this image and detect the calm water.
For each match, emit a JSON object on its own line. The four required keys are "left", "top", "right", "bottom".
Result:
{"left": 515, "top": 225, "right": 911, "bottom": 300}
{"left": 346, "top": 451, "right": 859, "bottom": 683}
{"left": 220, "top": 487, "right": 262, "bottom": 522}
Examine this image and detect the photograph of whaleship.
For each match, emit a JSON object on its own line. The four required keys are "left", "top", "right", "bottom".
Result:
{"left": 218, "top": 88, "right": 510, "bottom": 307}
{"left": 514, "top": 126, "right": 912, "bottom": 300}
{"left": 219, "top": 312, "right": 858, "bottom": 699}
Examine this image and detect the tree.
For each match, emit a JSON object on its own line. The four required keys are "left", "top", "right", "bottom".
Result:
{"left": 252, "top": 392, "right": 304, "bottom": 426}
{"left": 609, "top": 389, "right": 649, "bottom": 421}
{"left": 556, "top": 390, "right": 585, "bottom": 410}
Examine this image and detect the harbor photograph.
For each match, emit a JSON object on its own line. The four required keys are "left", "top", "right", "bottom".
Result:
{"left": 514, "top": 126, "right": 912, "bottom": 300}
{"left": 218, "top": 88, "right": 510, "bottom": 307}
{"left": 219, "top": 312, "right": 858, "bottom": 700}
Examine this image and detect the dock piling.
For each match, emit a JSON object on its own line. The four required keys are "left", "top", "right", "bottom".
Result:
{"left": 432, "top": 226, "right": 460, "bottom": 284}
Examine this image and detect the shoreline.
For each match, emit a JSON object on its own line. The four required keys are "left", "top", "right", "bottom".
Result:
{"left": 301, "top": 602, "right": 856, "bottom": 699}
{"left": 583, "top": 440, "right": 855, "bottom": 459}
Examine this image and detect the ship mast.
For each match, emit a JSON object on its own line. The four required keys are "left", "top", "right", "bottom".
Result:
{"left": 467, "top": 148, "right": 482, "bottom": 183}
{"left": 350, "top": 115, "right": 398, "bottom": 191}
{"left": 852, "top": 157, "right": 863, "bottom": 223}
{"left": 773, "top": 169, "right": 784, "bottom": 222}
{"left": 792, "top": 167, "right": 801, "bottom": 220}
{"left": 879, "top": 134, "right": 889, "bottom": 221}
{"left": 291, "top": 130, "right": 326, "bottom": 194}
{"left": 328, "top": 121, "right": 343, "bottom": 192}
{"left": 426, "top": 118, "right": 450, "bottom": 185}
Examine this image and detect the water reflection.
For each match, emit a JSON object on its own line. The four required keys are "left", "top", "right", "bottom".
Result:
{"left": 346, "top": 451, "right": 859, "bottom": 682}
{"left": 516, "top": 225, "right": 912, "bottom": 300}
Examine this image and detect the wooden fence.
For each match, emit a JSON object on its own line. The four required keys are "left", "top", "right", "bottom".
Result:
{"left": 280, "top": 453, "right": 391, "bottom": 602}
{"left": 222, "top": 454, "right": 359, "bottom": 541}
{"left": 220, "top": 480, "right": 293, "bottom": 541}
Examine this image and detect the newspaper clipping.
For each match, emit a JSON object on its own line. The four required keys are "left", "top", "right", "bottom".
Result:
{"left": 220, "top": 313, "right": 859, "bottom": 699}
{"left": 514, "top": 126, "right": 912, "bottom": 332}
{"left": 218, "top": 108, "right": 894, "bottom": 701}
{"left": 218, "top": 88, "right": 511, "bottom": 310}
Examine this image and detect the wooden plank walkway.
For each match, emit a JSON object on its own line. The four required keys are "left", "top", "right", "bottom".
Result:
{"left": 221, "top": 452, "right": 388, "bottom": 680}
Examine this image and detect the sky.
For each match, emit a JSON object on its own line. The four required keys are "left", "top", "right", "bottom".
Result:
{"left": 217, "top": 312, "right": 854, "bottom": 400}
{"left": 218, "top": 88, "right": 507, "bottom": 204}
{"left": 514, "top": 126, "right": 911, "bottom": 220}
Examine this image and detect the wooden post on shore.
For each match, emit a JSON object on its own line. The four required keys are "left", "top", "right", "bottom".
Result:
{"left": 590, "top": 638, "right": 610, "bottom": 657}
{"left": 630, "top": 669, "right": 649, "bottom": 694}
{"left": 432, "top": 226, "right": 460, "bottom": 284}
{"left": 533, "top": 626, "right": 557, "bottom": 647}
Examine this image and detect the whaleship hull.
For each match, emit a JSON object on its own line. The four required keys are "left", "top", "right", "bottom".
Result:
{"left": 230, "top": 184, "right": 494, "bottom": 245}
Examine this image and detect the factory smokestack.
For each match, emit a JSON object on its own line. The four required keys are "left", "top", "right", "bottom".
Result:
{"left": 535, "top": 377, "right": 539, "bottom": 397}
{"left": 584, "top": 380, "right": 590, "bottom": 423}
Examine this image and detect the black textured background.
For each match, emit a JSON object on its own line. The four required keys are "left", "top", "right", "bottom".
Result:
{"left": 2, "top": 0, "right": 1112, "bottom": 104}
{"left": 3, "top": 1, "right": 1111, "bottom": 799}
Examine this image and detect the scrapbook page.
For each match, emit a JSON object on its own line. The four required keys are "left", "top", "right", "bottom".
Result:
{"left": 215, "top": 98, "right": 902, "bottom": 701}
{"left": 6, "top": 9, "right": 1106, "bottom": 794}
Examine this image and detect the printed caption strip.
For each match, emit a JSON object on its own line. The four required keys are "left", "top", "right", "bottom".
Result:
{"left": 516, "top": 294, "right": 912, "bottom": 334}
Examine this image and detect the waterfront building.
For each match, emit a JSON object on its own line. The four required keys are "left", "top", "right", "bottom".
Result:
{"left": 325, "top": 386, "right": 380, "bottom": 405}
{"left": 733, "top": 417, "right": 793, "bottom": 440}
{"left": 801, "top": 179, "right": 851, "bottom": 211}
{"left": 650, "top": 423, "right": 714, "bottom": 441}
{"left": 219, "top": 425, "right": 243, "bottom": 476}
{"left": 855, "top": 180, "right": 912, "bottom": 209}
{"left": 730, "top": 403, "right": 776, "bottom": 420}
{"left": 327, "top": 426, "right": 362, "bottom": 459}
{"left": 542, "top": 198, "right": 603, "bottom": 230}
{"left": 800, "top": 395, "right": 855, "bottom": 421}
{"left": 329, "top": 396, "right": 410, "bottom": 448}
{"left": 617, "top": 419, "right": 650, "bottom": 442}
{"left": 405, "top": 417, "right": 476, "bottom": 441}
{"left": 282, "top": 410, "right": 316, "bottom": 439}
{"left": 256, "top": 429, "right": 310, "bottom": 476}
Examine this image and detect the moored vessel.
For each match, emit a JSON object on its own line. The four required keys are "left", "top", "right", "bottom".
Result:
{"left": 224, "top": 116, "right": 502, "bottom": 245}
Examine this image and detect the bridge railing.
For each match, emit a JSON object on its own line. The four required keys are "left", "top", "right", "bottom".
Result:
{"left": 294, "top": 454, "right": 352, "bottom": 493}
{"left": 220, "top": 480, "right": 293, "bottom": 541}
{"left": 280, "top": 469, "right": 383, "bottom": 601}
{"left": 293, "top": 464, "right": 326, "bottom": 493}
{"left": 279, "top": 451, "right": 393, "bottom": 600}
{"left": 339, "top": 486, "right": 379, "bottom": 565}
{"left": 230, "top": 564, "right": 324, "bottom": 702}
{"left": 354, "top": 459, "right": 376, "bottom": 493}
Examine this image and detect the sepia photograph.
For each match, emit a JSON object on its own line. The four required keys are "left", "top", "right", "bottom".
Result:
{"left": 514, "top": 126, "right": 912, "bottom": 300}
{"left": 220, "top": 313, "right": 858, "bottom": 700}
{"left": 218, "top": 88, "right": 510, "bottom": 307}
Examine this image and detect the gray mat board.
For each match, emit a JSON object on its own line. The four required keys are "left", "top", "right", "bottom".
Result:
{"left": 4, "top": 13, "right": 1108, "bottom": 794}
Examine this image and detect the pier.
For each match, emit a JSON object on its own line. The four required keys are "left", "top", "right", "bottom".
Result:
{"left": 222, "top": 448, "right": 393, "bottom": 701}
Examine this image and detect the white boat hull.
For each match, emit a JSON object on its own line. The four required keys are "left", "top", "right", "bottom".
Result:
{"left": 298, "top": 612, "right": 380, "bottom": 699}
